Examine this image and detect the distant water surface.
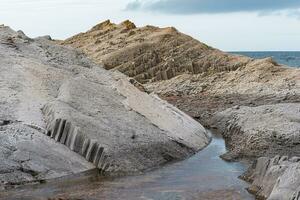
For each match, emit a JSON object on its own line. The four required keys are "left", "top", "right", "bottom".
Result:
{"left": 230, "top": 51, "right": 300, "bottom": 68}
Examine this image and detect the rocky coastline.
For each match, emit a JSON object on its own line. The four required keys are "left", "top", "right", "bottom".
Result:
{"left": 0, "top": 19, "right": 299, "bottom": 199}
{"left": 61, "top": 20, "right": 300, "bottom": 199}
{"left": 0, "top": 25, "right": 210, "bottom": 188}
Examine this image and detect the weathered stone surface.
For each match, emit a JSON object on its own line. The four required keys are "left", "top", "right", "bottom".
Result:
{"left": 42, "top": 74, "right": 209, "bottom": 175}
{"left": 0, "top": 25, "right": 210, "bottom": 186}
{"left": 0, "top": 123, "right": 94, "bottom": 188}
{"left": 242, "top": 155, "right": 300, "bottom": 200}
{"left": 60, "top": 20, "right": 251, "bottom": 83}
{"left": 61, "top": 20, "right": 300, "bottom": 199}
{"left": 212, "top": 103, "right": 300, "bottom": 160}
{"left": 60, "top": 20, "right": 300, "bottom": 131}
{"left": 212, "top": 103, "right": 300, "bottom": 200}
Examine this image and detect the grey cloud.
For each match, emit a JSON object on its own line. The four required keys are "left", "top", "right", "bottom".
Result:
{"left": 126, "top": 0, "right": 300, "bottom": 15}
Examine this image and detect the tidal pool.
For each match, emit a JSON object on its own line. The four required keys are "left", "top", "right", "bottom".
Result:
{"left": 0, "top": 132, "right": 254, "bottom": 200}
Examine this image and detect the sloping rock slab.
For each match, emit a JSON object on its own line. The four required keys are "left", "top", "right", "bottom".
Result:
{"left": 0, "top": 25, "right": 210, "bottom": 185}
{"left": 0, "top": 123, "right": 94, "bottom": 189}
{"left": 42, "top": 71, "right": 210, "bottom": 175}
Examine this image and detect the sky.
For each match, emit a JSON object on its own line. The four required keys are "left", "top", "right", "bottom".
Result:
{"left": 0, "top": 0, "right": 299, "bottom": 51}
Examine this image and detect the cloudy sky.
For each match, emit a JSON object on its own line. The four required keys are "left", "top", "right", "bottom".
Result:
{"left": 1, "top": 0, "right": 299, "bottom": 51}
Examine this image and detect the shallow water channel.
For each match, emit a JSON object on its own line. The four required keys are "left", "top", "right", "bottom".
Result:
{"left": 1, "top": 132, "right": 254, "bottom": 200}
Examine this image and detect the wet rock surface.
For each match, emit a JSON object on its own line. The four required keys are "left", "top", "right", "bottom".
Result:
{"left": 0, "top": 25, "right": 210, "bottom": 187}
{"left": 0, "top": 134, "right": 253, "bottom": 200}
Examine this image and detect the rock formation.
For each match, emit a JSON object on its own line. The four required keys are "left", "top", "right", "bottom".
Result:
{"left": 0, "top": 25, "right": 210, "bottom": 188}
{"left": 212, "top": 103, "right": 300, "bottom": 161}
{"left": 242, "top": 155, "right": 300, "bottom": 200}
{"left": 61, "top": 20, "right": 300, "bottom": 200}
{"left": 61, "top": 20, "right": 250, "bottom": 83}
{"left": 62, "top": 19, "right": 300, "bottom": 157}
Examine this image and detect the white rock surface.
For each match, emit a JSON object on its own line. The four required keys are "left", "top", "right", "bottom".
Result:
{"left": 212, "top": 103, "right": 300, "bottom": 160}
{"left": 0, "top": 26, "right": 210, "bottom": 186}
{"left": 213, "top": 103, "right": 300, "bottom": 199}
{"left": 243, "top": 155, "right": 300, "bottom": 200}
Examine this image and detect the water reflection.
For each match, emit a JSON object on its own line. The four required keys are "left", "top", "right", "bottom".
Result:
{"left": 1, "top": 132, "right": 254, "bottom": 200}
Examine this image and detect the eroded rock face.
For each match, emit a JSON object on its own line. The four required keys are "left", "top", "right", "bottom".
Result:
{"left": 60, "top": 20, "right": 300, "bottom": 199}
{"left": 0, "top": 25, "right": 210, "bottom": 186}
{"left": 0, "top": 122, "right": 94, "bottom": 187}
{"left": 41, "top": 74, "right": 209, "bottom": 175}
{"left": 60, "top": 20, "right": 251, "bottom": 83}
{"left": 242, "top": 155, "right": 300, "bottom": 200}
{"left": 60, "top": 21, "right": 300, "bottom": 167}
{"left": 212, "top": 104, "right": 300, "bottom": 200}
{"left": 0, "top": 27, "right": 95, "bottom": 187}
{"left": 147, "top": 58, "right": 300, "bottom": 127}
{"left": 211, "top": 103, "right": 300, "bottom": 160}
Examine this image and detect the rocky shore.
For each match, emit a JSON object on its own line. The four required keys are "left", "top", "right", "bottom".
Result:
{"left": 0, "top": 19, "right": 299, "bottom": 199}
{"left": 242, "top": 155, "right": 300, "bottom": 200}
{"left": 212, "top": 103, "right": 300, "bottom": 161}
{"left": 0, "top": 25, "right": 210, "bottom": 188}
{"left": 62, "top": 20, "right": 300, "bottom": 199}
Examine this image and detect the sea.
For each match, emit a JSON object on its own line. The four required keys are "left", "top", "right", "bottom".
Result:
{"left": 230, "top": 51, "right": 300, "bottom": 68}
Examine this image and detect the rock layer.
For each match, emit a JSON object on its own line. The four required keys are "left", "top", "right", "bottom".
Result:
{"left": 61, "top": 20, "right": 300, "bottom": 199}
{"left": 61, "top": 20, "right": 250, "bottom": 83}
{"left": 242, "top": 155, "right": 300, "bottom": 200}
{"left": 211, "top": 103, "right": 300, "bottom": 160}
{"left": 0, "top": 25, "right": 210, "bottom": 186}
{"left": 62, "top": 19, "right": 300, "bottom": 159}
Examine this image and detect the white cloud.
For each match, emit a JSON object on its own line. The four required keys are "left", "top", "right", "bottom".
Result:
{"left": 0, "top": 0, "right": 299, "bottom": 51}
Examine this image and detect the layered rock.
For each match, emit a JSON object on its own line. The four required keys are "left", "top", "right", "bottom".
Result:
{"left": 0, "top": 25, "right": 210, "bottom": 187}
{"left": 211, "top": 103, "right": 300, "bottom": 160}
{"left": 41, "top": 74, "right": 209, "bottom": 175}
{"left": 212, "top": 103, "right": 300, "bottom": 199}
{"left": 61, "top": 20, "right": 250, "bottom": 83}
{"left": 146, "top": 58, "right": 300, "bottom": 125}
{"left": 61, "top": 19, "right": 300, "bottom": 157}
{"left": 61, "top": 20, "right": 300, "bottom": 199}
{"left": 242, "top": 155, "right": 300, "bottom": 200}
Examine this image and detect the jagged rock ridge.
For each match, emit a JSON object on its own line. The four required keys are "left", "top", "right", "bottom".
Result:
{"left": 61, "top": 20, "right": 250, "bottom": 83}
{"left": 61, "top": 20, "right": 300, "bottom": 200}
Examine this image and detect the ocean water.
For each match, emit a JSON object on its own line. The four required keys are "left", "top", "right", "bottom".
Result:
{"left": 230, "top": 51, "right": 300, "bottom": 68}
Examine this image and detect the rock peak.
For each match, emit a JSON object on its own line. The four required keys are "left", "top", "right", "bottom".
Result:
{"left": 91, "top": 19, "right": 116, "bottom": 31}
{"left": 120, "top": 20, "right": 136, "bottom": 30}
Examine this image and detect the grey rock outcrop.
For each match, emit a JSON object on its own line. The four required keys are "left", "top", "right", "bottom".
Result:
{"left": 0, "top": 25, "right": 210, "bottom": 186}
{"left": 242, "top": 155, "right": 300, "bottom": 200}
{"left": 212, "top": 103, "right": 300, "bottom": 160}
{"left": 60, "top": 20, "right": 300, "bottom": 199}
{"left": 211, "top": 103, "right": 300, "bottom": 199}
